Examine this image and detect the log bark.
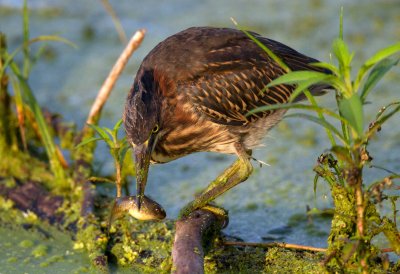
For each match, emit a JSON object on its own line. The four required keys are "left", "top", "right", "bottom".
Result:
{"left": 172, "top": 209, "right": 227, "bottom": 274}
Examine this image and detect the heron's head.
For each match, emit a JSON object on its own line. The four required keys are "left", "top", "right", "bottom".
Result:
{"left": 123, "top": 70, "right": 161, "bottom": 210}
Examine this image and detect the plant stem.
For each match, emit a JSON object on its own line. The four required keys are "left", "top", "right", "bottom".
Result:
{"left": 223, "top": 241, "right": 327, "bottom": 252}
{"left": 115, "top": 159, "right": 122, "bottom": 197}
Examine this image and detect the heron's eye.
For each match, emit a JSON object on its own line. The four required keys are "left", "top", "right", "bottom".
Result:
{"left": 152, "top": 125, "right": 159, "bottom": 133}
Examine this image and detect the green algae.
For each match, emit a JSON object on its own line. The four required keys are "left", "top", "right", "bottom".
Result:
{"left": 0, "top": 209, "right": 92, "bottom": 274}
{"left": 32, "top": 244, "right": 48, "bottom": 257}
{"left": 265, "top": 247, "right": 325, "bottom": 273}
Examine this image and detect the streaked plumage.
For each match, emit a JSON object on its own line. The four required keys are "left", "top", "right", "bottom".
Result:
{"left": 124, "top": 27, "right": 328, "bottom": 162}
{"left": 123, "top": 27, "right": 331, "bottom": 214}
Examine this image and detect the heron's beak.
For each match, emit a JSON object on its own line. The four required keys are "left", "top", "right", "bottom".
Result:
{"left": 134, "top": 134, "right": 156, "bottom": 211}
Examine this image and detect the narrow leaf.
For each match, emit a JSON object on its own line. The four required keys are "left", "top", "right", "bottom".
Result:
{"left": 266, "top": 71, "right": 328, "bottom": 88}
{"left": 289, "top": 75, "right": 332, "bottom": 102}
{"left": 313, "top": 174, "right": 319, "bottom": 200}
{"left": 29, "top": 35, "right": 77, "bottom": 49}
{"left": 360, "top": 58, "right": 399, "bottom": 102}
{"left": 331, "top": 146, "right": 352, "bottom": 163}
{"left": 248, "top": 103, "right": 349, "bottom": 125}
{"left": 363, "top": 42, "right": 400, "bottom": 68}
{"left": 87, "top": 123, "right": 111, "bottom": 141}
{"left": 285, "top": 113, "right": 347, "bottom": 145}
{"left": 231, "top": 18, "right": 291, "bottom": 73}
{"left": 75, "top": 137, "right": 102, "bottom": 149}
{"left": 22, "top": 0, "right": 30, "bottom": 78}
{"left": 339, "top": 6, "right": 344, "bottom": 40}
{"left": 338, "top": 94, "right": 364, "bottom": 137}
{"left": 113, "top": 119, "right": 124, "bottom": 133}
{"left": 310, "top": 62, "right": 339, "bottom": 76}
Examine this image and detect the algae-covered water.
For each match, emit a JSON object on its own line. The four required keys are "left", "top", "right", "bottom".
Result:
{"left": 1, "top": 0, "right": 399, "bottom": 271}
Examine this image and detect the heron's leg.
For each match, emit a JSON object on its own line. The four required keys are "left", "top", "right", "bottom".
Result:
{"left": 179, "top": 143, "right": 253, "bottom": 218}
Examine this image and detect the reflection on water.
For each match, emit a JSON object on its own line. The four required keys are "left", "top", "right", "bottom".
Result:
{"left": 1, "top": 0, "right": 399, "bottom": 248}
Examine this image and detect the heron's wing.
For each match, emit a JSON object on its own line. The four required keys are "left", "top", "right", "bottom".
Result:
{"left": 178, "top": 32, "right": 330, "bottom": 126}
{"left": 181, "top": 63, "right": 293, "bottom": 126}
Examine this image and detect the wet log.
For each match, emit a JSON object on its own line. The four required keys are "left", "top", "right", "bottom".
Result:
{"left": 172, "top": 209, "right": 227, "bottom": 274}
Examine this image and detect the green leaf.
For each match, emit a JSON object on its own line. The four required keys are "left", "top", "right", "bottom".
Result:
{"left": 332, "top": 38, "right": 352, "bottom": 67}
{"left": 15, "top": 74, "right": 65, "bottom": 180}
{"left": 266, "top": 71, "right": 328, "bottom": 88}
{"left": 363, "top": 42, "right": 400, "bottom": 68}
{"left": 232, "top": 19, "right": 291, "bottom": 73}
{"left": 87, "top": 123, "right": 113, "bottom": 147}
{"left": 103, "top": 127, "right": 116, "bottom": 142}
{"left": 310, "top": 62, "right": 339, "bottom": 76}
{"left": 360, "top": 58, "right": 399, "bottom": 102}
{"left": 288, "top": 75, "right": 331, "bottom": 102}
{"left": 285, "top": 113, "right": 347, "bottom": 145}
{"left": 338, "top": 94, "right": 364, "bottom": 137}
{"left": 22, "top": 0, "right": 30, "bottom": 78}
{"left": 330, "top": 146, "right": 352, "bottom": 163}
{"left": 112, "top": 119, "right": 124, "bottom": 141}
{"left": 28, "top": 35, "right": 77, "bottom": 49}
{"left": 355, "top": 42, "right": 400, "bottom": 89}
{"left": 113, "top": 119, "right": 124, "bottom": 132}
{"left": 75, "top": 137, "right": 102, "bottom": 149}
{"left": 118, "top": 145, "right": 131, "bottom": 164}
{"left": 313, "top": 173, "right": 319, "bottom": 200}
{"left": 248, "top": 103, "right": 349, "bottom": 125}
{"left": 339, "top": 6, "right": 344, "bottom": 40}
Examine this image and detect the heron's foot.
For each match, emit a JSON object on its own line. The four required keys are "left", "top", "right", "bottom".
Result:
{"left": 202, "top": 204, "right": 229, "bottom": 228}
{"left": 178, "top": 203, "right": 229, "bottom": 228}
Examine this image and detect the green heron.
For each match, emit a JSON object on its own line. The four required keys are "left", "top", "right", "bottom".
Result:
{"left": 123, "top": 27, "right": 329, "bottom": 217}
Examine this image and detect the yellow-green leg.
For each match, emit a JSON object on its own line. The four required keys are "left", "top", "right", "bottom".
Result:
{"left": 179, "top": 143, "right": 253, "bottom": 218}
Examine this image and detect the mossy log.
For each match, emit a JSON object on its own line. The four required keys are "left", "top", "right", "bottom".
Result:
{"left": 172, "top": 209, "right": 227, "bottom": 274}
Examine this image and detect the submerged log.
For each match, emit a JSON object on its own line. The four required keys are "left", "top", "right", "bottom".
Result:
{"left": 172, "top": 209, "right": 227, "bottom": 274}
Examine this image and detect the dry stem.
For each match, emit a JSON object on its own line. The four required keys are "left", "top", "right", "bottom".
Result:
{"left": 223, "top": 241, "right": 327, "bottom": 253}
{"left": 85, "top": 29, "right": 145, "bottom": 126}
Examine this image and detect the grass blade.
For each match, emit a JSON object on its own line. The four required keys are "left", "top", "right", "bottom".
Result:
{"left": 87, "top": 123, "right": 113, "bottom": 147}
{"left": 339, "top": 6, "right": 344, "bottom": 40}
{"left": 304, "top": 90, "right": 336, "bottom": 146}
{"left": 355, "top": 42, "right": 400, "bottom": 90}
{"left": 360, "top": 58, "right": 399, "bottom": 103}
{"left": 363, "top": 42, "right": 400, "bottom": 68}
{"left": 75, "top": 137, "right": 102, "bottom": 149}
{"left": 266, "top": 71, "right": 328, "bottom": 88}
{"left": 285, "top": 113, "right": 347, "bottom": 145}
{"left": 311, "top": 62, "right": 339, "bottom": 76}
{"left": 15, "top": 73, "right": 65, "bottom": 182}
{"left": 10, "top": 75, "right": 27, "bottom": 150}
{"left": 22, "top": 0, "right": 30, "bottom": 78}
{"left": 248, "top": 102, "right": 349, "bottom": 125}
{"left": 28, "top": 35, "right": 77, "bottom": 49}
{"left": 232, "top": 18, "right": 291, "bottom": 73}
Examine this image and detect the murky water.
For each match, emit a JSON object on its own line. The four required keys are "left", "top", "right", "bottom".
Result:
{"left": 1, "top": 0, "right": 399, "bottom": 267}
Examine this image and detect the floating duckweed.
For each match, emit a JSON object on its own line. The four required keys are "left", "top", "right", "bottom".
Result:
{"left": 7, "top": 257, "right": 18, "bottom": 263}
{"left": 19, "top": 239, "right": 34, "bottom": 248}
{"left": 73, "top": 241, "right": 85, "bottom": 250}
{"left": 0, "top": 197, "right": 14, "bottom": 210}
{"left": 31, "top": 244, "right": 48, "bottom": 258}
{"left": 39, "top": 255, "right": 64, "bottom": 267}
{"left": 23, "top": 210, "right": 39, "bottom": 224}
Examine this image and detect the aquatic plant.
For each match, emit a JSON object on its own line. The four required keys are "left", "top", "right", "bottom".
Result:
{"left": 243, "top": 9, "right": 400, "bottom": 272}
{"left": 0, "top": 0, "right": 75, "bottom": 189}
{"left": 76, "top": 119, "right": 131, "bottom": 197}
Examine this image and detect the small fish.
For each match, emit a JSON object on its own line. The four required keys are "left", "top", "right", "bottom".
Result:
{"left": 109, "top": 195, "right": 166, "bottom": 228}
